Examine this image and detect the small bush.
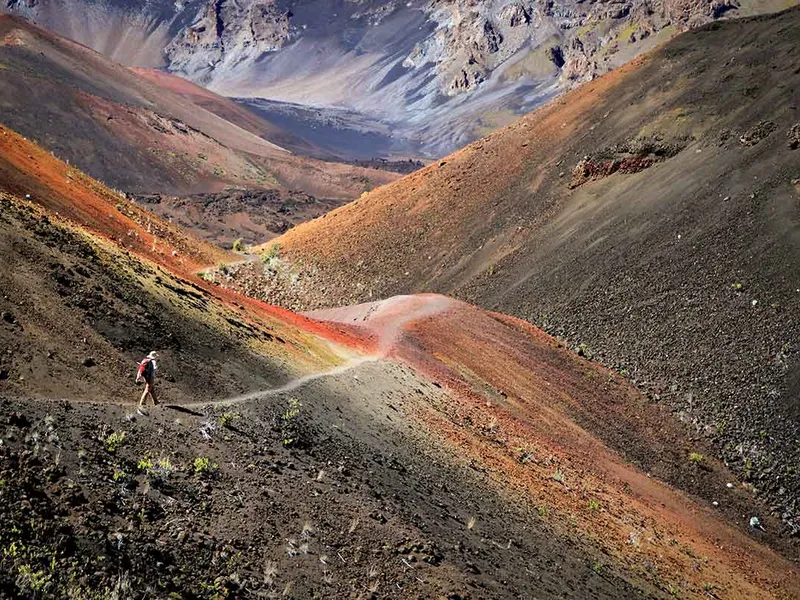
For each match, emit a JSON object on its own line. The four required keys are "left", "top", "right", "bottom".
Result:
{"left": 689, "top": 452, "right": 704, "bottom": 464}
{"left": 281, "top": 398, "right": 302, "bottom": 446}
{"left": 219, "top": 411, "right": 240, "bottom": 428}
{"left": 260, "top": 243, "right": 281, "bottom": 266}
{"left": 232, "top": 238, "right": 247, "bottom": 253}
{"left": 193, "top": 456, "right": 217, "bottom": 475}
{"left": 552, "top": 468, "right": 565, "bottom": 484}
{"left": 105, "top": 432, "right": 126, "bottom": 453}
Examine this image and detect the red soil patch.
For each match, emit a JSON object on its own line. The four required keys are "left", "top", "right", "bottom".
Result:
{"left": 311, "top": 294, "right": 800, "bottom": 598}
{"left": 0, "top": 125, "right": 370, "bottom": 355}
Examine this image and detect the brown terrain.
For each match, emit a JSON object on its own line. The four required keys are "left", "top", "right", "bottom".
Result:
{"left": 1, "top": 102, "right": 798, "bottom": 597}
{"left": 221, "top": 7, "right": 800, "bottom": 541}
{"left": 1, "top": 3, "right": 799, "bottom": 599}
{"left": 0, "top": 14, "right": 398, "bottom": 244}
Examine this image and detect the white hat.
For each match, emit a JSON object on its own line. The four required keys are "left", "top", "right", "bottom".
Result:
{"left": 147, "top": 351, "right": 158, "bottom": 359}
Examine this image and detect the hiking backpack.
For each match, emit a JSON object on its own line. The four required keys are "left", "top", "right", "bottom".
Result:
{"left": 136, "top": 358, "right": 153, "bottom": 383}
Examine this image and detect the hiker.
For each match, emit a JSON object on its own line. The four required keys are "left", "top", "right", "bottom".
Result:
{"left": 136, "top": 351, "right": 159, "bottom": 410}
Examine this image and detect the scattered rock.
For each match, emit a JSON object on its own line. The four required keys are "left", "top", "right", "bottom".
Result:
{"left": 787, "top": 123, "right": 800, "bottom": 149}
{"left": 739, "top": 120, "right": 777, "bottom": 146}
{"left": 8, "top": 412, "right": 30, "bottom": 427}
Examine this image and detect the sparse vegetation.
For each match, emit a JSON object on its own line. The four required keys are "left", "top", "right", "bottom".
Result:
{"left": 689, "top": 452, "right": 704, "bottom": 464}
{"left": 232, "top": 238, "right": 247, "bottom": 253}
{"left": 198, "top": 270, "right": 216, "bottom": 283}
{"left": 219, "top": 411, "right": 240, "bottom": 428}
{"left": 104, "top": 431, "right": 126, "bottom": 453}
{"left": 281, "top": 398, "right": 302, "bottom": 446}
{"left": 193, "top": 456, "right": 217, "bottom": 475}
{"left": 553, "top": 468, "right": 565, "bottom": 484}
{"left": 589, "top": 499, "right": 601, "bottom": 512}
{"left": 260, "top": 243, "right": 281, "bottom": 267}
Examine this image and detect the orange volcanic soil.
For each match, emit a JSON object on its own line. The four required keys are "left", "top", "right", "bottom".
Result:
{"left": 1, "top": 121, "right": 797, "bottom": 596}
{"left": 310, "top": 295, "right": 800, "bottom": 598}
{"left": 0, "top": 124, "right": 370, "bottom": 355}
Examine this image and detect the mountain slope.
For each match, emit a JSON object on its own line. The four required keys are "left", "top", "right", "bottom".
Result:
{"left": 5, "top": 0, "right": 796, "bottom": 156}
{"left": 225, "top": 8, "right": 800, "bottom": 532}
{"left": 0, "top": 14, "right": 398, "bottom": 243}
{"left": 1, "top": 122, "right": 798, "bottom": 597}
{"left": 0, "top": 122, "right": 364, "bottom": 404}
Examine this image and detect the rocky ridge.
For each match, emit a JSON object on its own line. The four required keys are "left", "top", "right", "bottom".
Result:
{"left": 3, "top": 0, "right": 784, "bottom": 155}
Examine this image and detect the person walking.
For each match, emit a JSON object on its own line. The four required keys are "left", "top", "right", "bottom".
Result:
{"left": 136, "top": 351, "right": 159, "bottom": 413}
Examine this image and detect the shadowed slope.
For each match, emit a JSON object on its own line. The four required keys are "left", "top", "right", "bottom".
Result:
{"left": 308, "top": 295, "right": 800, "bottom": 596}
{"left": 233, "top": 8, "right": 800, "bottom": 531}
{"left": 0, "top": 124, "right": 367, "bottom": 404}
{"left": 0, "top": 123, "right": 797, "bottom": 597}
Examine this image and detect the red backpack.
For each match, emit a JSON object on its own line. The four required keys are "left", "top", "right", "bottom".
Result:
{"left": 136, "top": 358, "right": 153, "bottom": 383}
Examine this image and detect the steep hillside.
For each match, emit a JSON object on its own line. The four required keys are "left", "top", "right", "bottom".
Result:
{"left": 1, "top": 124, "right": 798, "bottom": 597}
{"left": 224, "top": 8, "right": 800, "bottom": 532}
{"left": 0, "top": 122, "right": 367, "bottom": 404}
{"left": 0, "top": 15, "right": 397, "bottom": 240}
{"left": 5, "top": 0, "right": 795, "bottom": 155}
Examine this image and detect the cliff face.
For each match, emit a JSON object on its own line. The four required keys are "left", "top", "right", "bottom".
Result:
{"left": 1, "top": 0, "right": 779, "bottom": 154}
{"left": 165, "top": 0, "right": 292, "bottom": 75}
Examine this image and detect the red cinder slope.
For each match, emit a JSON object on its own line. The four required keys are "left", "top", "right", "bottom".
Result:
{"left": 241, "top": 7, "right": 800, "bottom": 531}
{"left": 310, "top": 294, "right": 800, "bottom": 597}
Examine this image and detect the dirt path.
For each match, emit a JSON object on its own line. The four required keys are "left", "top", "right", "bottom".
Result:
{"left": 22, "top": 294, "right": 455, "bottom": 411}
{"left": 183, "top": 354, "right": 382, "bottom": 408}
{"left": 184, "top": 294, "right": 456, "bottom": 408}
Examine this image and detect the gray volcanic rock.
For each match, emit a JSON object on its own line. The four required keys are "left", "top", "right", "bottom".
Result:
{"left": 165, "top": 0, "right": 293, "bottom": 75}
{"left": 1, "top": 0, "right": 782, "bottom": 155}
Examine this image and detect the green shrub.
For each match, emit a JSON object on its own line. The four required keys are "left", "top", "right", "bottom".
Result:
{"left": 104, "top": 432, "right": 126, "bottom": 453}
{"left": 232, "top": 238, "right": 247, "bottom": 253}
{"left": 260, "top": 243, "right": 281, "bottom": 265}
{"left": 219, "top": 411, "right": 240, "bottom": 427}
{"left": 281, "top": 398, "right": 302, "bottom": 446}
{"left": 193, "top": 457, "right": 217, "bottom": 475}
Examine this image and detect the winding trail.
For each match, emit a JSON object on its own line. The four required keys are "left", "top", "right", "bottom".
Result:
{"left": 182, "top": 355, "right": 381, "bottom": 409}
{"left": 179, "top": 294, "right": 455, "bottom": 409}
{"left": 23, "top": 295, "right": 453, "bottom": 411}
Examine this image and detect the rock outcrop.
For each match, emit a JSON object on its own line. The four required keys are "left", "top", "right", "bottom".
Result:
{"left": 165, "top": 0, "right": 292, "bottom": 77}
{"left": 1, "top": 0, "right": 786, "bottom": 154}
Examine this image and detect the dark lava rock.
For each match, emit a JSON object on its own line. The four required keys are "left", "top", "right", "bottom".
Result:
{"left": 788, "top": 123, "right": 800, "bottom": 149}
